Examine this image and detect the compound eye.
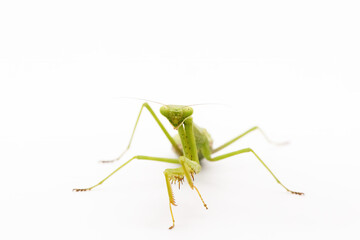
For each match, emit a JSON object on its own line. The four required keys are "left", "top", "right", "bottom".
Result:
{"left": 183, "top": 106, "right": 193, "bottom": 116}
{"left": 160, "top": 106, "right": 170, "bottom": 116}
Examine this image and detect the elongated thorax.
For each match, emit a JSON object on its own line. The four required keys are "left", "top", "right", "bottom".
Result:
{"left": 177, "top": 117, "right": 199, "bottom": 164}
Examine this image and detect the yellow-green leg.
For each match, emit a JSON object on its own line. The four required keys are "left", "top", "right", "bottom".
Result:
{"left": 73, "top": 155, "right": 179, "bottom": 191}
{"left": 100, "top": 102, "right": 182, "bottom": 163}
{"left": 213, "top": 126, "right": 288, "bottom": 154}
{"left": 163, "top": 156, "right": 207, "bottom": 230}
{"left": 205, "top": 148, "right": 304, "bottom": 195}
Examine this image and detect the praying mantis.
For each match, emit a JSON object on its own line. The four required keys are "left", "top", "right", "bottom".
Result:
{"left": 73, "top": 102, "right": 304, "bottom": 229}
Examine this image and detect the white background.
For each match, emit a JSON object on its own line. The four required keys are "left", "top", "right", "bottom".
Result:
{"left": 1, "top": 1, "right": 360, "bottom": 239}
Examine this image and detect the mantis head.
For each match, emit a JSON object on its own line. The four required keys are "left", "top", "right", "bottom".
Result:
{"left": 160, "top": 105, "right": 193, "bottom": 129}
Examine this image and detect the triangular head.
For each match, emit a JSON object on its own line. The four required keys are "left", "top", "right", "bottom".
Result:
{"left": 160, "top": 105, "right": 193, "bottom": 130}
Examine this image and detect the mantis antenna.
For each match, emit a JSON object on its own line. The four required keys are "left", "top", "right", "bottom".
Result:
{"left": 114, "top": 97, "right": 166, "bottom": 105}
{"left": 116, "top": 97, "right": 227, "bottom": 107}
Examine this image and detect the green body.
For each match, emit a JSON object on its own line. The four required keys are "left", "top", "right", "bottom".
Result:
{"left": 74, "top": 102, "right": 303, "bottom": 229}
{"left": 172, "top": 123, "right": 213, "bottom": 161}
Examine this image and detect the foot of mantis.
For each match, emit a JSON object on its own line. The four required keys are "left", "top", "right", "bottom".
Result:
{"left": 73, "top": 188, "right": 92, "bottom": 192}
{"left": 99, "top": 152, "right": 125, "bottom": 164}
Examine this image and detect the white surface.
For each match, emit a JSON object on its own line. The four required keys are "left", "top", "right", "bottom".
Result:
{"left": 1, "top": 1, "right": 360, "bottom": 239}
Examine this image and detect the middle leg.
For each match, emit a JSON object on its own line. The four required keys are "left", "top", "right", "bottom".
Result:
{"left": 73, "top": 155, "right": 179, "bottom": 192}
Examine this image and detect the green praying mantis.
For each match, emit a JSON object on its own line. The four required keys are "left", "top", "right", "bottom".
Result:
{"left": 73, "top": 102, "right": 304, "bottom": 229}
